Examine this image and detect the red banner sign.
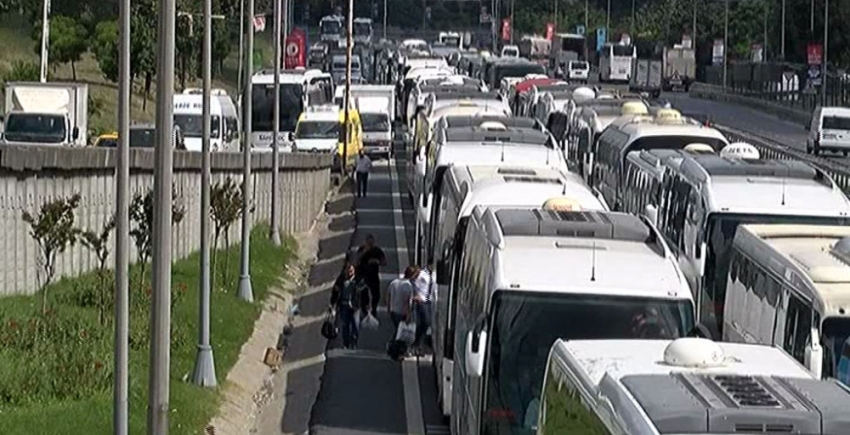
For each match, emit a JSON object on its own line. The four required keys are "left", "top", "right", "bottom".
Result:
{"left": 545, "top": 23, "right": 555, "bottom": 41}
{"left": 284, "top": 29, "right": 306, "bottom": 69}
{"left": 807, "top": 43, "right": 823, "bottom": 66}
{"left": 501, "top": 18, "right": 511, "bottom": 41}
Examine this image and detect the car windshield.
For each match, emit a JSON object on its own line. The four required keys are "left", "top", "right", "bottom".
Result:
{"left": 173, "top": 114, "right": 220, "bottom": 138}
{"left": 703, "top": 213, "right": 850, "bottom": 325}
{"left": 482, "top": 291, "right": 693, "bottom": 435}
{"left": 321, "top": 20, "right": 341, "bottom": 35}
{"left": 354, "top": 22, "right": 371, "bottom": 37}
{"left": 360, "top": 113, "right": 390, "bottom": 132}
{"left": 822, "top": 116, "right": 850, "bottom": 130}
{"left": 295, "top": 121, "right": 338, "bottom": 139}
{"left": 613, "top": 45, "right": 634, "bottom": 57}
{"left": 252, "top": 83, "right": 303, "bottom": 132}
{"left": 3, "top": 113, "right": 66, "bottom": 143}
{"left": 569, "top": 61, "right": 588, "bottom": 70}
{"left": 822, "top": 317, "right": 850, "bottom": 385}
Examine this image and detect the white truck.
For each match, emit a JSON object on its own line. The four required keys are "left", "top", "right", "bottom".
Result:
{"left": 2, "top": 82, "right": 88, "bottom": 146}
{"left": 350, "top": 85, "right": 395, "bottom": 159}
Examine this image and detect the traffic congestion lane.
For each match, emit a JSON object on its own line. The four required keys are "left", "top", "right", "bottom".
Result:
{"left": 307, "top": 144, "right": 448, "bottom": 435}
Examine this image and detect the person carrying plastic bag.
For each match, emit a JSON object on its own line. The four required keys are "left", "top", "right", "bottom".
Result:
{"left": 330, "top": 262, "right": 370, "bottom": 349}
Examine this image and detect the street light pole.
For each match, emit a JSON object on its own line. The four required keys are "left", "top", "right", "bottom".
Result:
{"left": 584, "top": 0, "right": 588, "bottom": 58}
{"left": 237, "top": 0, "right": 245, "bottom": 120}
{"left": 113, "top": 0, "right": 131, "bottom": 427}
{"left": 554, "top": 0, "right": 558, "bottom": 30}
{"left": 190, "top": 0, "right": 218, "bottom": 389}
{"left": 238, "top": 0, "right": 255, "bottom": 302}
{"left": 39, "top": 0, "right": 51, "bottom": 82}
{"left": 631, "top": 0, "right": 635, "bottom": 36}
{"left": 343, "top": 0, "right": 353, "bottom": 174}
{"left": 148, "top": 0, "right": 176, "bottom": 429}
{"left": 692, "top": 0, "right": 697, "bottom": 46}
{"left": 781, "top": 0, "right": 786, "bottom": 59}
{"left": 606, "top": 0, "right": 611, "bottom": 42}
{"left": 822, "top": 0, "right": 828, "bottom": 104}
{"left": 270, "top": 0, "right": 282, "bottom": 247}
{"left": 723, "top": 0, "right": 728, "bottom": 89}
{"left": 383, "top": 0, "right": 387, "bottom": 40}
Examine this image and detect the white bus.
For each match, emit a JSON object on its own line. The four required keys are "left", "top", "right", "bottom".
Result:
{"left": 319, "top": 15, "right": 343, "bottom": 47}
{"left": 451, "top": 208, "right": 694, "bottom": 435}
{"left": 538, "top": 337, "right": 850, "bottom": 434}
{"left": 250, "top": 68, "right": 334, "bottom": 151}
{"left": 723, "top": 224, "right": 850, "bottom": 382}
{"left": 416, "top": 122, "right": 567, "bottom": 263}
{"left": 623, "top": 150, "right": 850, "bottom": 329}
{"left": 567, "top": 100, "right": 648, "bottom": 181}
{"left": 599, "top": 43, "right": 636, "bottom": 83}
{"left": 591, "top": 108, "right": 728, "bottom": 210}
{"left": 430, "top": 166, "right": 607, "bottom": 417}
{"left": 172, "top": 89, "right": 240, "bottom": 152}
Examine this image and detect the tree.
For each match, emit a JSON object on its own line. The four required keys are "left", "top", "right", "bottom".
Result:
{"left": 34, "top": 15, "right": 89, "bottom": 80}
{"left": 210, "top": 178, "right": 243, "bottom": 291}
{"left": 21, "top": 194, "right": 82, "bottom": 315}
{"left": 92, "top": 20, "right": 119, "bottom": 83}
{"left": 79, "top": 216, "right": 116, "bottom": 326}
{"left": 129, "top": 188, "right": 186, "bottom": 293}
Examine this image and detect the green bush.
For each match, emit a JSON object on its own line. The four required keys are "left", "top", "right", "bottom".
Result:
{"left": 1, "top": 59, "right": 40, "bottom": 84}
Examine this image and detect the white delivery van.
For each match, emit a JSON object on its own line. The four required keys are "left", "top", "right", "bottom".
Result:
{"left": 173, "top": 89, "right": 240, "bottom": 151}
{"left": 806, "top": 106, "right": 850, "bottom": 156}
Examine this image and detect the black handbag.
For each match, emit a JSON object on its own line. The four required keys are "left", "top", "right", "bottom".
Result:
{"left": 321, "top": 308, "right": 339, "bottom": 340}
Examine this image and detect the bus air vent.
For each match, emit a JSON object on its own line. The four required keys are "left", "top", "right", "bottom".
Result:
{"left": 711, "top": 375, "right": 781, "bottom": 408}
{"left": 502, "top": 176, "right": 560, "bottom": 184}
{"left": 497, "top": 167, "right": 536, "bottom": 176}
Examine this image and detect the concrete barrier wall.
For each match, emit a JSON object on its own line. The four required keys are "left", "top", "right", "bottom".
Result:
{"left": 688, "top": 83, "right": 812, "bottom": 127}
{"left": 0, "top": 146, "right": 333, "bottom": 296}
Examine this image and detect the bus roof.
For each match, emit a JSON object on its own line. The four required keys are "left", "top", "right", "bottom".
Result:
{"left": 668, "top": 155, "right": 850, "bottom": 216}
{"left": 443, "top": 125, "right": 550, "bottom": 145}
{"left": 733, "top": 224, "right": 850, "bottom": 317}
{"left": 252, "top": 69, "right": 323, "bottom": 84}
{"left": 446, "top": 165, "right": 607, "bottom": 216}
{"left": 473, "top": 209, "right": 688, "bottom": 298}
{"left": 435, "top": 143, "right": 565, "bottom": 173}
{"left": 441, "top": 115, "right": 538, "bottom": 130}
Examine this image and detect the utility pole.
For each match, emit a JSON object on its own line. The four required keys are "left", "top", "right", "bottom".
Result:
{"left": 631, "top": 0, "right": 636, "bottom": 36}
{"left": 584, "top": 0, "right": 589, "bottom": 59}
{"left": 113, "top": 0, "right": 130, "bottom": 427}
{"left": 237, "top": 0, "right": 245, "bottom": 120}
{"left": 39, "top": 0, "right": 51, "bottom": 82}
{"left": 190, "top": 0, "right": 218, "bottom": 388}
{"left": 271, "top": 0, "right": 282, "bottom": 246}
{"left": 781, "top": 0, "right": 786, "bottom": 59}
{"left": 343, "top": 0, "right": 354, "bottom": 174}
{"left": 722, "top": 0, "right": 728, "bottom": 89}
{"left": 606, "top": 0, "right": 610, "bottom": 42}
{"left": 763, "top": 1, "right": 768, "bottom": 62}
{"left": 148, "top": 0, "right": 176, "bottom": 430}
{"left": 238, "top": 0, "right": 255, "bottom": 303}
{"left": 382, "top": 0, "right": 387, "bottom": 40}
{"left": 510, "top": 0, "right": 515, "bottom": 44}
{"left": 693, "top": 0, "right": 697, "bottom": 47}
{"left": 822, "top": 0, "right": 828, "bottom": 104}
{"left": 554, "top": 0, "right": 558, "bottom": 30}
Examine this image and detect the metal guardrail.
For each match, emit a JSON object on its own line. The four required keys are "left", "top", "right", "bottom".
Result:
{"left": 713, "top": 123, "right": 850, "bottom": 196}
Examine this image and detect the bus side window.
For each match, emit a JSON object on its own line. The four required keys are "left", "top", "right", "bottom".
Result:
{"left": 783, "top": 294, "right": 813, "bottom": 363}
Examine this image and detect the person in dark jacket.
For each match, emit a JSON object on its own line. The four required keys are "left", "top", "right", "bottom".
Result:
{"left": 330, "top": 263, "right": 369, "bottom": 349}
{"left": 356, "top": 234, "right": 386, "bottom": 314}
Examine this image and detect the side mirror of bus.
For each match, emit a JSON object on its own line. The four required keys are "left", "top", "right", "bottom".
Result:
{"left": 696, "top": 243, "right": 707, "bottom": 275}
{"left": 465, "top": 329, "right": 488, "bottom": 378}
{"left": 644, "top": 204, "right": 658, "bottom": 227}
{"left": 805, "top": 328, "right": 823, "bottom": 379}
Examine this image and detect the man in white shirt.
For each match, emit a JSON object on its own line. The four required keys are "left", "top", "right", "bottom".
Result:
{"left": 411, "top": 262, "right": 434, "bottom": 355}
{"left": 355, "top": 150, "right": 372, "bottom": 198}
{"left": 387, "top": 266, "right": 415, "bottom": 330}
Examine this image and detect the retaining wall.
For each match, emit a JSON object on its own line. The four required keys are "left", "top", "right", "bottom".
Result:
{"left": 0, "top": 146, "right": 333, "bottom": 296}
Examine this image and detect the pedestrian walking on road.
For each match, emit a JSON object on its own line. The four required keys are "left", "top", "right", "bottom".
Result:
{"left": 355, "top": 150, "right": 372, "bottom": 198}
{"left": 387, "top": 266, "right": 416, "bottom": 330}
{"left": 330, "top": 263, "right": 369, "bottom": 349}
{"left": 411, "top": 262, "right": 435, "bottom": 356}
{"left": 356, "top": 234, "right": 387, "bottom": 315}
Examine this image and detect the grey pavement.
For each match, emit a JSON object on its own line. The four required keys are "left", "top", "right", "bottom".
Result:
{"left": 277, "top": 142, "right": 447, "bottom": 435}
{"left": 665, "top": 92, "right": 850, "bottom": 166}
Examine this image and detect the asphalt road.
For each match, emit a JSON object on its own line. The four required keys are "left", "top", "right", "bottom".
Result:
{"left": 663, "top": 92, "right": 850, "bottom": 166}
{"left": 284, "top": 141, "right": 448, "bottom": 435}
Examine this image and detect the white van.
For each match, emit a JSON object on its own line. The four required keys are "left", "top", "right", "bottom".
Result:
{"left": 806, "top": 106, "right": 850, "bottom": 156}
{"left": 538, "top": 337, "right": 848, "bottom": 434}
{"left": 451, "top": 208, "right": 693, "bottom": 435}
{"left": 721, "top": 224, "right": 850, "bottom": 382}
{"left": 173, "top": 89, "right": 240, "bottom": 152}
{"left": 430, "top": 166, "right": 607, "bottom": 417}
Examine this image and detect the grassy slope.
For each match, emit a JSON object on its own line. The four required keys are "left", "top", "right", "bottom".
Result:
{"left": 0, "top": 13, "right": 275, "bottom": 136}
{"left": 0, "top": 227, "right": 295, "bottom": 435}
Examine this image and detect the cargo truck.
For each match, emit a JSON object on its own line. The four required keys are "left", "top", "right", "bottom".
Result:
{"left": 335, "top": 84, "right": 395, "bottom": 158}
{"left": 629, "top": 58, "right": 663, "bottom": 98}
{"left": 2, "top": 82, "right": 88, "bottom": 146}
{"left": 663, "top": 45, "right": 695, "bottom": 91}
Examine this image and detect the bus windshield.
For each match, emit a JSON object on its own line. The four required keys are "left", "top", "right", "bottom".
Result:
{"left": 560, "top": 37, "right": 584, "bottom": 53}
{"left": 321, "top": 20, "right": 341, "bottom": 36}
{"left": 295, "top": 120, "right": 338, "bottom": 139}
{"left": 251, "top": 83, "right": 303, "bottom": 132}
{"left": 173, "top": 114, "right": 220, "bottom": 138}
{"left": 361, "top": 113, "right": 390, "bottom": 132}
{"left": 704, "top": 213, "right": 850, "bottom": 324}
{"left": 482, "top": 291, "right": 693, "bottom": 435}
{"left": 354, "top": 22, "right": 371, "bottom": 37}
{"left": 613, "top": 45, "right": 635, "bottom": 57}
{"left": 822, "top": 317, "right": 850, "bottom": 383}
{"left": 626, "top": 135, "right": 727, "bottom": 156}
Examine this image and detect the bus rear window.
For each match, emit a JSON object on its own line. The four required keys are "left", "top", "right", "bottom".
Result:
{"left": 822, "top": 116, "right": 850, "bottom": 130}
{"left": 613, "top": 45, "right": 634, "bottom": 57}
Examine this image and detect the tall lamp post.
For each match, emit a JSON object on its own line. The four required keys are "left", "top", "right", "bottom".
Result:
{"left": 722, "top": 0, "right": 729, "bottom": 89}
{"left": 39, "top": 0, "right": 50, "bottom": 82}
{"left": 238, "top": 0, "right": 256, "bottom": 303}
{"left": 270, "top": 0, "right": 283, "bottom": 246}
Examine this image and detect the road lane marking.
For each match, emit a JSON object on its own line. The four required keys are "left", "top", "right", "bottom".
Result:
{"left": 389, "top": 156, "right": 426, "bottom": 435}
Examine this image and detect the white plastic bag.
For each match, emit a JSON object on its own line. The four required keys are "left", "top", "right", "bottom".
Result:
{"left": 353, "top": 309, "right": 362, "bottom": 330}
{"left": 362, "top": 313, "right": 380, "bottom": 331}
{"left": 395, "top": 321, "right": 416, "bottom": 343}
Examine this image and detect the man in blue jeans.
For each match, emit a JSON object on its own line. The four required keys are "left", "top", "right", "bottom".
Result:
{"left": 411, "top": 263, "right": 434, "bottom": 356}
{"left": 387, "top": 266, "right": 416, "bottom": 330}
